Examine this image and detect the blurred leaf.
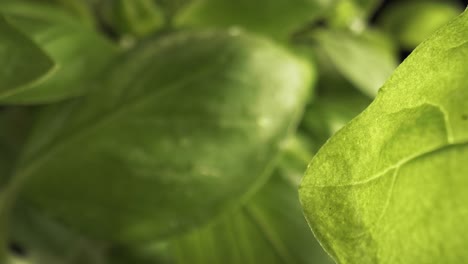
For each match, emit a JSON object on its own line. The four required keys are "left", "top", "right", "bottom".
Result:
{"left": 0, "top": 107, "right": 38, "bottom": 262}
{"left": 0, "top": 108, "right": 36, "bottom": 187}
{"left": 170, "top": 170, "right": 334, "bottom": 264}
{"left": 300, "top": 10, "right": 468, "bottom": 263}
{"left": 299, "top": 42, "right": 372, "bottom": 148}
{"left": 177, "top": 0, "right": 336, "bottom": 39}
{"left": 46, "top": 0, "right": 97, "bottom": 27}
{"left": 112, "top": 0, "right": 165, "bottom": 37}
{"left": 16, "top": 30, "right": 313, "bottom": 244}
{"left": 328, "top": 0, "right": 382, "bottom": 31}
{"left": 0, "top": 2, "right": 86, "bottom": 25}
{"left": 0, "top": 107, "right": 37, "bottom": 262}
{"left": 313, "top": 28, "right": 398, "bottom": 97}
{"left": 277, "top": 135, "right": 316, "bottom": 178}
{"left": 378, "top": 1, "right": 462, "bottom": 49}
{"left": 10, "top": 201, "right": 106, "bottom": 264}
{"left": 6, "top": 255, "right": 30, "bottom": 264}
{"left": 6, "top": 0, "right": 97, "bottom": 27}
{"left": 0, "top": 2, "right": 118, "bottom": 104}
{"left": 110, "top": 136, "right": 333, "bottom": 264}
{"left": 0, "top": 15, "right": 54, "bottom": 98}
{"left": 107, "top": 243, "right": 171, "bottom": 264}
{"left": 301, "top": 91, "right": 371, "bottom": 152}
{"left": 155, "top": 0, "right": 193, "bottom": 24}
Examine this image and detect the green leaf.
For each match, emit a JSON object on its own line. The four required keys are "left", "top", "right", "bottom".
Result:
{"left": 299, "top": 45, "right": 372, "bottom": 150}
{"left": 176, "top": 0, "right": 336, "bottom": 39}
{"left": 6, "top": 255, "right": 31, "bottom": 264}
{"left": 168, "top": 140, "right": 333, "bottom": 264}
{"left": 0, "top": 108, "right": 35, "bottom": 187}
{"left": 300, "top": 10, "right": 468, "bottom": 263}
{"left": 378, "top": 1, "right": 462, "bottom": 49}
{"left": 301, "top": 91, "right": 371, "bottom": 152}
{"left": 155, "top": 0, "right": 193, "bottom": 24}
{"left": 0, "top": 15, "right": 54, "bottom": 97}
{"left": 0, "top": 3, "right": 118, "bottom": 104}
{"left": 108, "top": 244, "right": 171, "bottom": 264}
{"left": 112, "top": 0, "right": 165, "bottom": 37}
{"left": 328, "top": 0, "right": 382, "bottom": 31}
{"left": 313, "top": 29, "right": 398, "bottom": 97}
{"left": 47, "top": 0, "right": 96, "bottom": 27}
{"left": 354, "top": 0, "right": 381, "bottom": 13}
{"left": 10, "top": 201, "right": 108, "bottom": 264}
{"left": 0, "top": 107, "right": 38, "bottom": 262}
{"left": 16, "top": 30, "right": 313, "bottom": 244}
{"left": 107, "top": 137, "right": 333, "bottom": 264}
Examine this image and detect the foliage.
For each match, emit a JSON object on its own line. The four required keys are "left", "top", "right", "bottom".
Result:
{"left": 300, "top": 4, "right": 468, "bottom": 264}
{"left": 0, "top": 0, "right": 465, "bottom": 263}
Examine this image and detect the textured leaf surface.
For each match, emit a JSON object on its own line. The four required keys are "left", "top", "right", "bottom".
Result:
{"left": 0, "top": 15, "right": 53, "bottom": 97}
{"left": 177, "top": 0, "right": 335, "bottom": 39}
{"left": 300, "top": 10, "right": 468, "bottom": 264}
{"left": 16, "top": 30, "right": 313, "bottom": 244}
{"left": 0, "top": 3, "right": 117, "bottom": 103}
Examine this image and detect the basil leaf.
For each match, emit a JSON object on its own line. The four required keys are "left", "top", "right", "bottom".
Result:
{"left": 107, "top": 136, "right": 333, "bottom": 264}
{"left": 378, "top": 1, "right": 462, "bottom": 49}
{"left": 6, "top": 255, "right": 29, "bottom": 264}
{"left": 301, "top": 91, "right": 371, "bottom": 152}
{"left": 108, "top": 245, "right": 171, "bottom": 264}
{"left": 300, "top": 10, "right": 468, "bottom": 263}
{"left": 177, "top": 0, "right": 335, "bottom": 39}
{"left": 111, "top": 0, "right": 165, "bottom": 37}
{"left": 17, "top": 30, "right": 313, "bottom": 244}
{"left": 0, "top": 15, "right": 54, "bottom": 97}
{"left": 0, "top": 2, "right": 92, "bottom": 29}
{"left": 0, "top": 108, "right": 36, "bottom": 188}
{"left": 300, "top": 43, "right": 372, "bottom": 149}
{"left": 328, "top": 0, "right": 382, "bottom": 30}
{"left": 0, "top": 107, "right": 38, "bottom": 261}
{"left": 0, "top": 3, "right": 118, "bottom": 104}
{"left": 156, "top": 0, "right": 193, "bottom": 23}
{"left": 313, "top": 29, "right": 398, "bottom": 97}
{"left": 44, "top": 0, "right": 96, "bottom": 27}
{"left": 10, "top": 201, "right": 106, "bottom": 264}
{"left": 169, "top": 143, "right": 333, "bottom": 264}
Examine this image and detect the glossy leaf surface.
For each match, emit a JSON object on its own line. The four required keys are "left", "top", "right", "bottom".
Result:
{"left": 17, "top": 30, "right": 313, "bottom": 244}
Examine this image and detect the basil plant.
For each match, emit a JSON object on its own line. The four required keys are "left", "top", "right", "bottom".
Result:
{"left": 0, "top": 0, "right": 467, "bottom": 263}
